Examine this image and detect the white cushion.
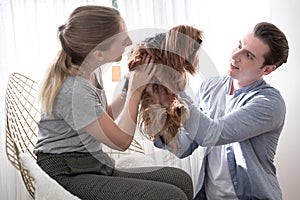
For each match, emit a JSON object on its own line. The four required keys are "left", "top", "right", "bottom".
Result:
{"left": 19, "top": 152, "right": 156, "bottom": 199}
{"left": 19, "top": 153, "right": 81, "bottom": 200}
{"left": 115, "top": 153, "right": 156, "bottom": 168}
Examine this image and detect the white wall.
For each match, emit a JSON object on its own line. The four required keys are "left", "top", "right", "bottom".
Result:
{"left": 269, "top": 0, "right": 300, "bottom": 199}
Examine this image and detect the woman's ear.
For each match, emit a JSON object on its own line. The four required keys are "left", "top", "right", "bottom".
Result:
{"left": 263, "top": 64, "right": 276, "bottom": 75}
{"left": 93, "top": 50, "right": 104, "bottom": 61}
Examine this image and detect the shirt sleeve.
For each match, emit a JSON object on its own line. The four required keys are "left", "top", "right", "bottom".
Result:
{"left": 154, "top": 127, "right": 200, "bottom": 158}
{"left": 60, "top": 77, "right": 105, "bottom": 131}
{"left": 184, "top": 88, "right": 286, "bottom": 146}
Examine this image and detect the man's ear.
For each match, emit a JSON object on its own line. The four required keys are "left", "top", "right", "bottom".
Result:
{"left": 93, "top": 50, "right": 104, "bottom": 61}
{"left": 263, "top": 64, "right": 276, "bottom": 75}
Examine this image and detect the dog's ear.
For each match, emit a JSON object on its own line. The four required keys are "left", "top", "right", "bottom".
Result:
{"left": 93, "top": 50, "right": 104, "bottom": 61}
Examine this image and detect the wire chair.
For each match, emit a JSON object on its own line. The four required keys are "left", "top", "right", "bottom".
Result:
{"left": 5, "top": 72, "right": 145, "bottom": 199}
{"left": 5, "top": 72, "right": 39, "bottom": 198}
{"left": 102, "top": 136, "right": 145, "bottom": 158}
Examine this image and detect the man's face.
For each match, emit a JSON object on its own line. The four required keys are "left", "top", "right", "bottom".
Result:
{"left": 227, "top": 32, "right": 271, "bottom": 88}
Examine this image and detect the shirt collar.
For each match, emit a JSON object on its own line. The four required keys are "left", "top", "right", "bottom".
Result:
{"left": 228, "top": 77, "right": 266, "bottom": 96}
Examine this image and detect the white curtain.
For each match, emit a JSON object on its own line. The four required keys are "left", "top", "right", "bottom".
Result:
{"left": 118, "top": 0, "right": 271, "bottom": 75}
{"left": 0, "top": 0, "right": 271, "bottom": 199}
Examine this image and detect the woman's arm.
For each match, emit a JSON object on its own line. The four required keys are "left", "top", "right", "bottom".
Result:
{"left": 107, "top": 76, "right": 129, "bottom": 120}
{"left": 84, "top": 90, "right": 142, "bottom": 151}
{"left": 84, "top": 64, "right": 155, "bottom": 151}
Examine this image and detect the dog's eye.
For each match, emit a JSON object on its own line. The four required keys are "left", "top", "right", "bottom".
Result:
{"left": 153, "top": 84, "right": 159, "bottom": 92}
{"left": 191, "top": 38, "right": 202, "bottom": 53}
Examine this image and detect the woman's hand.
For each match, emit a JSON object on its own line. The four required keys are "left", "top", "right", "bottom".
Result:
{"left": 128, "top": 55, "right": 157, "bottom": 96}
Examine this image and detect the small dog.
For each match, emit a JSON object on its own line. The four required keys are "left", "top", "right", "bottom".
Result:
{"left": 127, "top": 25, "right": 203, "bottom": 149}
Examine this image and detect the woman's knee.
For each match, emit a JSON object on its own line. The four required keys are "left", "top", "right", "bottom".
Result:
{"left": 162, "top": 167, "right": 192, "bottom": 185}
{"left": 158, "top": 167, "right": 194, "bottom": 199}
{"left": 136, "top": 180, "right": 188, "bottom": 200}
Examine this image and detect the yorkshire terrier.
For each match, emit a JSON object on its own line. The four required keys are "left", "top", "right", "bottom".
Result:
{"left": 127, "top": 25, "right": 203, "bottom": 149}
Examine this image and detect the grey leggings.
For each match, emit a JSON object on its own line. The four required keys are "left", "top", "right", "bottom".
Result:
{"left": 37, "top": 152, "right": 193, "bottom": 200}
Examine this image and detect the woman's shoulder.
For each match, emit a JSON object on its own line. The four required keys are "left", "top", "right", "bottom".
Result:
{"left": 57, "top": 75, "right": 88, "bottom": 100}
{"left": 61, "top": 75, "right": 91, "bottom": 92}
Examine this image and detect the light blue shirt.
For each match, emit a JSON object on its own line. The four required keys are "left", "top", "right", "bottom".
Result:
{"left": 155, "top": 75, "right": 285, "bottom": 200}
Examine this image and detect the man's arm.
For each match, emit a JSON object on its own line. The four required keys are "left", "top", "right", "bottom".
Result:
{"left": 154, "top": 127, "right": 200, "bottom": 158}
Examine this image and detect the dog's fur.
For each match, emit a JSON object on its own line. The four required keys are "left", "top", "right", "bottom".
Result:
{"left": 128, "top": 25, "right": 203, "bottom": 148}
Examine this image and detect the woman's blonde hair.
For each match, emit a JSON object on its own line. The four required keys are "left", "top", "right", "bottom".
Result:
{"left": 40, "top": 5, "right": 122, "bottom": 114}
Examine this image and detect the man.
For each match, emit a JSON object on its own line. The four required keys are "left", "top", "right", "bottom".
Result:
{"left": 155, "top": 22, "right": 289, "bottom": 200}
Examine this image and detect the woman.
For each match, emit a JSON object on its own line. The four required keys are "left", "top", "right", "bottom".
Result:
{"left": 34, "top": 5, "right": 193, "bottom": 200}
